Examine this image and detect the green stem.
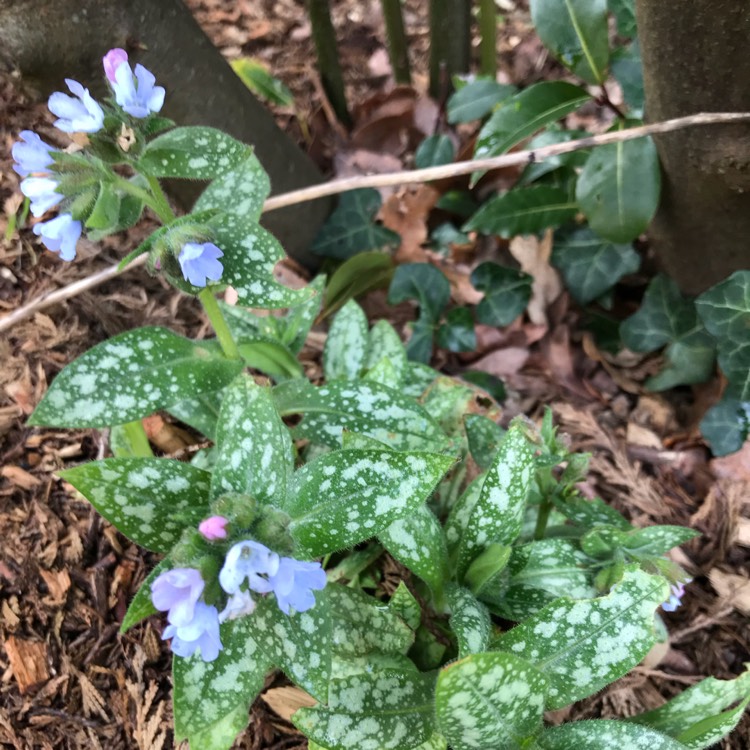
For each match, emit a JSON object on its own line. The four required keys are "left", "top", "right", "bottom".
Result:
{"left": 382, "top": 0, "right": 412, "bottom": 84}
{"left": 533, "top": 468, "right": 555, "bottom": 540}
{"left": 114, "top": 177, "right": 173, "bottom": 224}
{"left": 146, "top": 175, "right": 177, "bottom": 222}
{"left": 533, "top": 498, "right": 553, "bottom": 540}
{"left": 198, "top": 288, "right": 241, "bottom": 360}
{"left": 121, "top": 420, "right": 154, "bottom": 457}
{"left": 478, "top": 0, "right": 498, "bottom": 78}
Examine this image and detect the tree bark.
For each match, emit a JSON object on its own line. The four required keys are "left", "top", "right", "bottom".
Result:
{"left": 636, "top": 0, "right": 750, "bottom": 294}
{"left": 0, "top": 0, "right": 331, "bottom": 270}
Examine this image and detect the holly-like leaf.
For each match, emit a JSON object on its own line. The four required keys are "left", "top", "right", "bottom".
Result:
{"left": 696, "top": 270, "right": 750, "bottom": 401}
{"left": 471, "top": 262, "right": 533, "bottom": 329}
{"left": 491, "top": 567, "right": 670, "bottom": 709}
{"left": 552, "top": 226, "right": 640, "bottom": 305}
{"left": 435, "top": 651, "right": 547, "bottom": 750}
{"left": 473, "top": 82, "right": 591, "bottom": 182}
{"left": 30, "top": 327, "right": 243, "bottom": 428}
{"left": 288, "top": 448, "right": 454, "bottom": 556}
{"left": 621, "top": 275, "right": 716, "bottom": 391}
{"left": 630, "top": 667, "right": 750, "bottom": 749}
{"left": 59, "top": 458, "right": 210, "bottom": 552}
{"left": 324, "top": 299, "right": 369, "bottom": 381}
{"left": 139, "top": 126, "right": 250, "bottom": 178}
{"left": 447, "top": 585, "right": 491, "bottom": 658}
{"left": 576, "top": 126, "right": 660, "bottom": 243}
{"left": 536, "top": 720, "right": 688, "bottom": 750}
{"left": 294, "top": 669, "right": 437, "bottom": 750}
{"left": 312, "top": 188, "right": 400, "bottom": 259}
{"left": 323, "top": 251, "right": 395, "bottom": 318}
{"left": 447, "top": 78, "right": 517, "bottom": 124}
{"left": 210, "top": 377, "right": 293, "bottom": 506}
{"left": 531, "top": 0, "right": 610, "bottom": 84}
{"left": 415, "top": 135, "right": 455, "bottom": 168}
{"left": 275, "top": 379, "right": 449, "bottom": 452}
{"left": 455, "top": 423, "right": 535, "bottom": 577}
{"left": 465, "top": 185, "right": 577, "bottom": 239}
{"left": 700, "top": 394, "right": 748, "bottom": 457}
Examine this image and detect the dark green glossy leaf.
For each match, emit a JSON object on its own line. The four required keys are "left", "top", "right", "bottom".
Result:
{"left": 518, "top": 129, "right": 590, "bottom": 185}
{"left": 120, "top": 559, "right": 171, "bottom": 633}
{"left": 700, "top": 395, "right": 748, "bottom": 457}
{"left": 471, "top": 262, "right": 533, "bottom": 327}
{"left": 459, "top": 371, "right": 506, "bottom": 402}
{"left": 415, "top": 135, "right": 455, "bottom": 168}
{"left": 612, "top": 41, "right": 644, "bottom": 116}
{"left": 609, "top": 0, "right": 637, "bottom": 37}
{"left": 437, "top": 307, "right": 476, "bottom": 352}
{"left": 447, "top": 78, "right": 517, "bottom": 124}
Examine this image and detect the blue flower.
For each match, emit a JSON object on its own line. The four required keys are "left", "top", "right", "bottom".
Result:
{"left": 270, "top": 557, "right": 326, "bottom": 615}
{"left": 162, "top": 601, "right": 223, "bottom": 661}
{"left": 21, "top": 176, "right": 62, "bottom": 218}
{"left": 33, "top": 213, "right": 81, "bottom": 261}
{"left": 48, "top": 79, "right": 105, "bottom": 133}
{"left": 151, "top": 567, "right": 205, "bottom": 626}
{"left": 662, "top": 579, "right": 690, "bottom": 613}
{"left": 178, "top": 242, "right": 224, "bottom": 287}
{"left": 218, "top": 590, "right": 257, "bottom": 623}
{"left": 112, "top": 62, "right": 165, "bottom": 118}
{"left": 219, "top": 540, "right": 279, "bottom": 595}
{"left": 103, "top": 48, "right": 129, "bottom": 84}
{"left": 12, "top": 131, "right": 56, "bottom": 177}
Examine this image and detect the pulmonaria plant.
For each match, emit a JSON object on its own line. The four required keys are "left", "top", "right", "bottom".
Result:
{"left": 23, "top": 51, "right": 750, "bottom": 750}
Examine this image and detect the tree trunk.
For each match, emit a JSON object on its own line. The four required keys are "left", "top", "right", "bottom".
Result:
{"left": 636, "top": 0, "right": 750, "bottom": 294}
{"left": 0, "top": 0, "right": 331, "bottom": 270}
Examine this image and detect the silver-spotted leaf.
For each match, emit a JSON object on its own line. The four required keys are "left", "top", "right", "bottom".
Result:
{"left": 59, "top": 458, "right": 210, "bottom": 552}
{"left": 365, "top": 320, "right": 408, "bottom": 384}
{"left": 324, "top": 299, "right": 369, "bottom": 381}
{"left": 536, "top": 720, "right": 688, "bottom": 750}
{"left": 447, "top": 586, "right": 491, "bottom": 658}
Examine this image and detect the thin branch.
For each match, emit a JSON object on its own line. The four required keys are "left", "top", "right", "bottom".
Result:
{"left": 3, "top": 111, "right": 750, "bottom": 334}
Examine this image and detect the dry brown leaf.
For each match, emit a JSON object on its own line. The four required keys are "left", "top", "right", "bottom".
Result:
{"left": 508, "top": 230, "right": 561, "bottom": 325}
{"left": 470, "top": 347, "right": 530, "bottom": 377}
{"left": 711, "top": 439, "right": 750, "bottom": 482}
{"left": 379, "top": 185, "right": 440, "bottom": 263}
{"left": 262, "top": 686, "right": 317, "bottom": 722}
{"left": 708, "top": 569, "right": 750, "bottom": 615}
{"left": 735, "top": 517, "right": 750, "bottom": 547}
{"left": 78, "top": 671, "right": 110, "bottom": 721}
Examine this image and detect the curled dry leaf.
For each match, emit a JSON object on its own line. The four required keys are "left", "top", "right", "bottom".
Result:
{"left": 508, "top": 229, "right": 561, "bottom": 326}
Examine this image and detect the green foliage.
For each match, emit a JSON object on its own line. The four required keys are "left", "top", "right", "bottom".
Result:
{"left": 536, "top": 721, "right": 687, "bottom": 749}
{"left": 323, "top": 251, "right": 395, "bottom": 317}
{"left": 324, "top": 299, "right": 370, "bottom": 380}
{"left": 447, "top": 78, "right": 517, "bottom": 124}
{"left": 231, "top": 58, "right": 294, "bottom": 106}
{"left": 700, "top": 395, "right": 748, "bottom": 457}
{"left": 471, "top": 262, "right": 533, "bottom": 327}
{"left": 415, "top": 135, "right": 455, "bottom": 168}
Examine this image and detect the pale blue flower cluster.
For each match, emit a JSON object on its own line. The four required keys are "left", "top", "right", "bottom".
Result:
{"left": 662, "top": 578, "right": 691, "bottom": 612}
{"left": 151, "top": 535, "right": 326, "bottom": 662}
{"left": 178, "top": 242, "right": 224, "bottom": 287}
{"left": 48, "top": 79, "right": 105, "bottom": 133}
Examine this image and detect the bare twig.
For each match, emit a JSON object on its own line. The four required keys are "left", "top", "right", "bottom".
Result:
{"left": 3, "top": 111, "right": 750, "bottom": 334}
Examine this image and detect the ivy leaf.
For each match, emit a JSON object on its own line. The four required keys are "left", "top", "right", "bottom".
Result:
{"left": 30, "top": 327, "right": 243, "bottom": 428}
{"left": 294, "top": 669, "right": 437, "bottom": 750}
{"left": 288, "top": 449, "right": 454, "bottom": 556}
{"left": 464, "top": 185, "right": 577, "bottom": 239}
{"left": 447, "top": 78, "right": 517, "bottom": 124}
{"left": 531, "top": 0, "right": 610, "bottom": 84}
{"left": 700, "top": 394, "right": 748, "bottom": 457}
{"left": 120, "top": 559, "right": 172, "bottom": 633}
{"left": 552, "top": 225, "right": 641, "bottom": 304}
{"left": 312, "top": 188, "right": 400, "bottom": 259}
{"left": 415, "top": 135, "right": 455, "bottom": 168}
{"left": 59, "top": 458, "right": 210, "bottom": 552}
{"left": 210, "top": 377, "right": 293, "bottom": 506}
{"left": 536, "top": 720, "right": 688, "bottom": 750}
{"left": 471, "top": 262, "right": 533, "bottom": 327}
{"left": 275, "top": 379, "right": 449, "bottom": 452}
{"left": 576, "top": 126, "right": 661, "bottom": 243}
{"left": 436, "top": 307, "right": 476, "bottom": 352}
{"left": 696, "top": 270, "right": 750, "bottom": 400}
{"left": 447, "top": 585, "right": 491, "bottom": 658}
{"left": 630, "top": 667, "right": 750, "bottom": 749}
{"left": 456, "top": 423, "right": 536, "bottom": 577}
{"left": 473, "top": 82, "right": 591, "bottom": 184}
{"left": 435, "top": 651, "right": 547, "bottom": 750}
{"left": 621, "top": 275, "right": 716, "bottom": 391}
{"left": 324, "top": 299, "right": 369, "bottom": 381}
{"left": 491, "top": 567, "right": 670, "bottom": 709}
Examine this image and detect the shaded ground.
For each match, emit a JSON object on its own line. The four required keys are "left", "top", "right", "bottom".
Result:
{"left": 1, "top": 1, "right": 749, "bottom": 748}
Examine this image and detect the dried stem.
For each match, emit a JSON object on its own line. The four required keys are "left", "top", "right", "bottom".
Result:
{"left": 3, "top": 111, "right": 750, "bottom": 334}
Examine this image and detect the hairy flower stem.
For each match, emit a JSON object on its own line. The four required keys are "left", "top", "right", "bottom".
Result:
{"left": 198, "top": 288, "right": 241, "bottom": 360}
{"left": 121, "top": 419, "right": 153, "bottom": 457}
{"left": 146, "top": 176, "right": 177, "bottom": 223}
{"left": 533, "top": 467, "right": 555, "bottom": 540}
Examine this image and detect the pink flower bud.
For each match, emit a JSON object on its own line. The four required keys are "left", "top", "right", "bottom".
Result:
{"left": 103, "top": 48, "right": 129, "bottom": 83}
{"left": 199, "top": 515, "right": 229, "bottom": 541}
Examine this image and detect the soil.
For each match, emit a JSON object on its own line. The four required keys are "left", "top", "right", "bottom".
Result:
{"left": 1, "top": 1, "right": 749, "bottom": 749}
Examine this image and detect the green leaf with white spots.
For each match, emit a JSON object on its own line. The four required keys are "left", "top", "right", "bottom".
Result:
{"left": 139, "top": 126, "right": 250, "bottom": 178}
{"left": 403, "top": 361, "right": 440, "bottom": 398}
{"left": 328, "top": 585, "right": 414, "bottom": 658}
{"left": 456, "top": 423, "right": 535, "bottom": 577}
{"left": 288, "top": 449, "right": 454, "bottom": 556}
{"left": 173, "top": 615, "right": 272, "bottom": 747}
{"left": 364, "top": 353, "right": 401, "bottom": 389}
{"left": 209, "top": 212, "right": 310, "bottom": 309}
{"left": 365, "top": 320, "right": 408, "bottom": 382}
{"left": 445, "top": 474, "right": 484, "bottom": 556}
{"left": 491, "top": 567, "right": 670, "bottom": 709}
{"left": 389, "top": 582, "right": 422, "bottom": 631}
{"left": 194, "top": 151, "right": 269, "bottom": 222}
{"left": 447, "top": 586, "right": 491, "bottom": 658}
{"left": 294, "top": 669, "right": 438, "bottom": 750}
{"left": 480, "top": 539, "right": 595, "bottom": 620}
{"left": 276, "top": 380, "right": 450, "bottom": 452}
{"left": 435, "top": 651, "right": 547, "bottom": 750}
{"left": 464, "top": 544, "right": 512, "bottom": 597}
{"left": 621, "top": 525, "right": 699, "bottom": 559}
{"left": 120, "top": 559, "right": 172, "bottom": 633}
{"left": 631, "top": 667, "right": 750, "bottom": 749}
{"left": 552, "top": 494, "right": 631, "bottom": 530}
{"left": 283, "top": 275, "right": 327, "bottom": 354}
{"left": 536, "top": 720, "right": 688, "bottom": 750}
{"left": 59, "top": 458, "right": 211, "bottom": 552}
{"left": 421, "top": 376, "right": 476, "bottom": 437}
{"left": 30, "top": 327, "right": 243, "bottom": 428}
{"left": 324, "top": 299, "right": 369, "bottom": 381}
{"left": 236, "top": 337, "right": 304, "bottom": 380}
{"left": 380, "top": 504, "right": 450, "bottom": 596}
{"left": 168, "top": 392, "right": 222, "bottom": 440}
{"left": 210, "top": 378, "right": 293, "bottom": 506}
{"left": 465, "top": 414, "right": 506, "bottom": 470}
